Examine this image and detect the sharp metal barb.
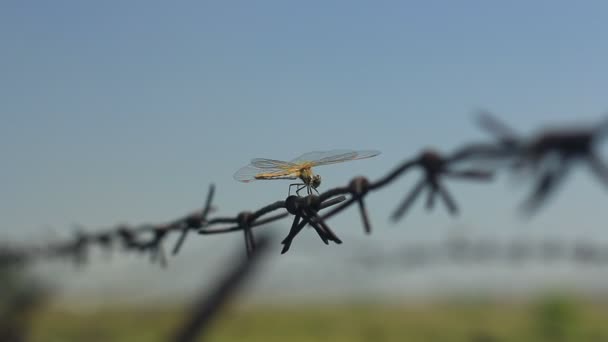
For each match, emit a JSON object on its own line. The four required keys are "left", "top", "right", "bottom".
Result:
{"left": 357, "top": 198, "right": 372, "bottom": 234}
{"left": 437, "top": 182, "right": 459, "bottom": 215}
{"left": 244, "top": 227, "right": 255, "bottom": 257}
{"left": 279, "top": 195, "right": 349, "bottom": 252}
{"left": 425, "top": 182, "right": 437, "bottom": 210}
{"left": 476, "top": 110, "right": 520, "bottom": 146}
{"left": 281, "top": 215, "right": 302, "bottom": 254}
{"left": 521, "top": 163, "right": 569, "bottom": 216}
{"left": 304, "top": 208, "right": 341, "bottom": 244}
{"left": 172, "top": 224, "right": 189, "bottom": 256}
{"left": 448, "top": 143, "right": 514, "bottom": 162}
{"left": 201, "top": 184, "right": 216, "bottom": 218}
{"left": 391, "top": 178, "right": 426, "bottom": 221}
{"left": 302, "top": 213, "right": 329, "bottom": 245}
{"left": 174, "top": 185, "right": 216, "bottom": 255}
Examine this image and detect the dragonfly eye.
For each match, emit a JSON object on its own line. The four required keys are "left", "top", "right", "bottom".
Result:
{"left": 312, "top": 175, "right": 321, "bottom": 188}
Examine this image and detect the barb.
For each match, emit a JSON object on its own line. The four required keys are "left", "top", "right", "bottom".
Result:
{"left": 2, "top": 111, "right": 608, "bottom": 267}
{"left": 386, "top": 148, "right": 494, "bottom": 221}
{"left": 197, "top": 195, "right": 347, "bottom": 255}
{"left": 172, "top": 184, "right": 216, "bottom": 255}
{"left": 477, "top": 111, "right": 608, "bottom": 215}
{"left": 281, "top": 195, "right": 343, "bottom": 254}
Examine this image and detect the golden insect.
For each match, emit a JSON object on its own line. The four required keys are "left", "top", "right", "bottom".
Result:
{"left": 233, "top": 149, "right": 381, "bottom": 196}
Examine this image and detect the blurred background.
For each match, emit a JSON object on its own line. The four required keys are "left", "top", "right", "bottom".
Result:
{"left": 2, "top": 1, "right": 608, "bottom": 340}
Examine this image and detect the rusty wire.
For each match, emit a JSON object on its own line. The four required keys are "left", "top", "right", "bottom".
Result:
{"left": 1, "top": 113, "right": 608, "bottom": 267}
{"left": 477, "top": 110, "right": 608, "bottom": 214}
{"left": 3, "top": 112, "right": 608, "bottom": 342}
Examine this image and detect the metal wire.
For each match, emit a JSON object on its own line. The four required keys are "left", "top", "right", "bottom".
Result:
{"left": 3, "top": 112, "right": 608, "bottom": 341}
{"left": 1, "top": 112, "right": 608, "bottom": 266}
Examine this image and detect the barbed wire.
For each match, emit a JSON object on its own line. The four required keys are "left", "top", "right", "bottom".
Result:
{"left": 476, "top": 111, "right": 608, "bottom": 214}
{"left": 3, "top": 110, "right": 608, "bottom": 342}
{"left": 1, "top": 111, "right": 608, "bottom": 268}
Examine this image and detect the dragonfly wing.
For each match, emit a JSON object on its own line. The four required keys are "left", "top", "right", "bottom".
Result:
{"left": 291, "top": 150, "right": 345, "bottom": 163}
{"left": 250, "top": 158, "right": 297, "bottom": 169}
{"left": 234, "top": 159, "right": 300, "bottom": 183}
{"left": 233, "top": 165, "right": 266, "bottom": 182}
{"left": 291, "top": 149, "right": 381, "bottom": 166}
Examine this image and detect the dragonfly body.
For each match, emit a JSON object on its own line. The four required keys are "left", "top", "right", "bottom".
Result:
{"left": 234, "top": 150, "right": 380, "bottom": 196}
{"left": 253, "top": 164, "right": 320, "bottom": 195}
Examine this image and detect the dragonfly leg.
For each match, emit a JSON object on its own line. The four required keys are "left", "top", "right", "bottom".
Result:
{"left": 291, "top": 183, "right": 308, "bottom": 196}
{"left": 296, "top": 185, "right": 308, "bottom": 196}
{"left": 289, "top": 183, "right": 303, "bottom": 196}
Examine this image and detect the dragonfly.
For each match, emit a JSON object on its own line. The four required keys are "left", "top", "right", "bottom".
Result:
{"left": 234, "top": 149, "right": 381, "bottom": 196}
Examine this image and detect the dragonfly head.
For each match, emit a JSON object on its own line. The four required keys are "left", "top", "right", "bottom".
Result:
{"left": 311, "top": 174, "right": 321, "bottom": 190}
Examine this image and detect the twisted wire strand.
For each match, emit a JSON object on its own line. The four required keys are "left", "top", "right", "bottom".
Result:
{"left": 2, "top": 112, "right": 608, "bottom": 267}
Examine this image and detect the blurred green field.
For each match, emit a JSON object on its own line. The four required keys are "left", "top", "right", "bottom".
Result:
{"left": 27, "top": 295, "right": 608, "bottom": 342}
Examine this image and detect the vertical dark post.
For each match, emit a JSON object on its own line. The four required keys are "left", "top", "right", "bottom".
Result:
{"left": 171, "top": 234, "right": 272, "bottom": 342}
{"left": 238, "top": 212, "right": 255, "bottom": 257}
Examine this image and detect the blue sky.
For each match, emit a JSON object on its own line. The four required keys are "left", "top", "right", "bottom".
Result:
{"left": 2, "top": 1, "right": 608, "bottom": 298}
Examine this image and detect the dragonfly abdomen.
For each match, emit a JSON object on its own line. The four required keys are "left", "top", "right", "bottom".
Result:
{"left": 254, "top": 171, "right": 299, "bottom": 180}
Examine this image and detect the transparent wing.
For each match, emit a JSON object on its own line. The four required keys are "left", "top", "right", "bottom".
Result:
{"left": 250, "top": 158, "right": 297, "bottom": 169}
{"left": 233, "top": 158, "right": 299, "bottom": 182}
{"left": 290, "top": 149, "right": 381, "bottom": 167}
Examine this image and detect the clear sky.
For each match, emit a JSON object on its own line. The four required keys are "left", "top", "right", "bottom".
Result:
{"left": 2, "top": 1, "right": 608, "bottom": 300}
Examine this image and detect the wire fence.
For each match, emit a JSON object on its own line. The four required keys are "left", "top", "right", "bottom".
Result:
{"left": 1, "top": 111, "right": 608, "bottom": 267}
{"left": 2, "top": 110, "right": 608, "bottom": 341}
